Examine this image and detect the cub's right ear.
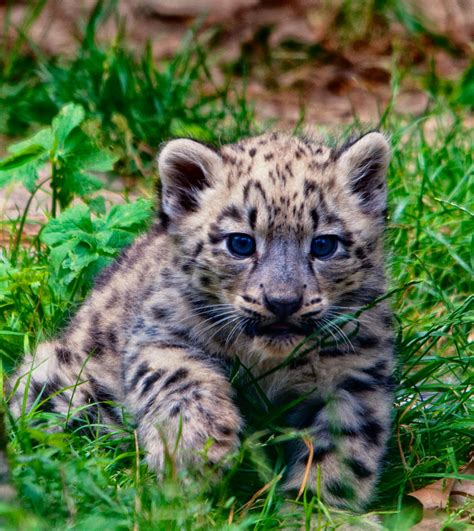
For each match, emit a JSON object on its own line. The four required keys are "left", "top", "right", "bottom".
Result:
{"left": 157, "top": 139, "right": 222, "bottom": 223}
{"left": 336, "top": 132, "right": 390, "bottom": 217}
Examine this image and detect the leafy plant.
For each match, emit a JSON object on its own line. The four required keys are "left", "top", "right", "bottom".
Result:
{"left": 41, "top": 199, "right": 153, "bottom": 297}
{"left": 0, "top": 103, "right": 118, "bottom": 218}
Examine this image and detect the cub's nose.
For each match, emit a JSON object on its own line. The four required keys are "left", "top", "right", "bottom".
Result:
{"left": 263, "top": 294, "right": 303, "bottom": 319}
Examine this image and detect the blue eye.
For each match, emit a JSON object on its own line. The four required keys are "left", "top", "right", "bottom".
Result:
{"left": 227, "top": 233, "right": 256, "bottom": 257}
{"left": 310, "top": 235, "right": 338, "bottom": 259}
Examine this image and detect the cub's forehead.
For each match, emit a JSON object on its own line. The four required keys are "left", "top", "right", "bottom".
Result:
{"left": 204, "top": 133, "right": 351, "bottom": 238}
{"left": 220, "top": 133, "right": 334, "bottom": 164}
{"left": 218, "top": 133, "right": 335, "bottom": 193}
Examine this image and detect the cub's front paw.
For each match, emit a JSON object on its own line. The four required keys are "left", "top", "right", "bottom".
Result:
{"left": 202, "top": 402, "right": 242, "bottom": 465}
{"left": 138, "top": 382, "right": 242, "bottom": 472}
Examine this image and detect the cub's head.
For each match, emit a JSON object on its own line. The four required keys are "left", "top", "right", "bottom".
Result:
{"left": 158, "top": 132, "right": 390, "bottom": 358}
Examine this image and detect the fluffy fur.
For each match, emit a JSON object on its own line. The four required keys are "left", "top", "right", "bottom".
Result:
{"left": 10, "top": 132, "right": 395, "bottom": 510}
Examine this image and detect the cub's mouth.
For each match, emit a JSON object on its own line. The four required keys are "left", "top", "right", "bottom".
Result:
{"left": 256, "top": 321, "right": 306, "bottom": 338}
{"left": 242, "top": 318, "right": 318, "bottom": 340}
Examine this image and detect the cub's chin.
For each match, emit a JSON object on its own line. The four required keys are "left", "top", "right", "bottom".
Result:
{"left": 251, "top": 332, "right": 306, "bottom": 360}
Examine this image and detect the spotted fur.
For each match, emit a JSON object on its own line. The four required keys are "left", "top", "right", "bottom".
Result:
{"left": 10, "top": 132, "right": 394, "bottom": 510}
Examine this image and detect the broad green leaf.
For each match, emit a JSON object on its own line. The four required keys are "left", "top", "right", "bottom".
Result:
{"left": 0, "top": 145, "right": 45, "bottom": 172}
{"left": 96, "top": 230, "right": 136, "bottom": 250}
{"left": 66, "top": 147, "right": 118, "bottom": 172}
{"left": 19, "top": 164, "right": 39, "bottom": 193}
{"left": 1, "top": 103, "right": 118, "bottom": 210}
{"left": 67, "top": 171, "right": 104, "bottom": 197}
{"left": 47, "top": 241, "right": 78, "bottom": 271}
{"left": 0, "top": 125, "right": 51, "bottom": 194}
{"left": 0, "top": 161, "right": 40, "bottom": 192}
{"left": 87, "top": 195, "right": 106, "bottom": 215}
{"left": 52, "top": 103, "right": 85, "bottom": 146}
{"left": 63, "top": 129, "right": 118, "bottom": 171}
{"left": 41, "top": 200, "right": 152, "bottom": 291}
{"left": 105, "top": 198, "right": 153, "bottom": 229}
{"left": 62, "top": 248, "right": 100, "bottom": 274}
{"left": 41, "top": 205, "right": 94, "bottom": 247}
{"left": 7, "top": 128, "right": 54, "bottom": 153}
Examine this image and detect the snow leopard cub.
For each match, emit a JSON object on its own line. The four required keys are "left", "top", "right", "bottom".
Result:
{"left": 11, "top": 131, "right": 395, "bottom": 510}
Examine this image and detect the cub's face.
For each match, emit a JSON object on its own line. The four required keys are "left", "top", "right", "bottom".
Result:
{"left": 158, "top": 133, "right": 390, "bottom": 358}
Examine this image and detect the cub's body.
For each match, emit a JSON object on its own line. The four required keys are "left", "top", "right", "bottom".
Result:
{"left": 11, "top": 132, "right": 395, "bottom": 509}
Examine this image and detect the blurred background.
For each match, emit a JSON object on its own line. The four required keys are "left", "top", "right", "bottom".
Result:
{"left": 2, "top": 0, "right": 473, "bottom": 127}
{"left": 1, "top": 0, "right": 472, "bottom": 242}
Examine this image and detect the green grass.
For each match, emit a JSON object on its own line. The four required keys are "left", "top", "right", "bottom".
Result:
{"left": 1, "top": 2, "right": 473, "bottom": 529}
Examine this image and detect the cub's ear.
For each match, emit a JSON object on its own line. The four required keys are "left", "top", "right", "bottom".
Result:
{"left": 336, "top": 132, "right": 390, "bottom": 216}
{"left": 158, "top": 139, "right": 222, "bottom": 221}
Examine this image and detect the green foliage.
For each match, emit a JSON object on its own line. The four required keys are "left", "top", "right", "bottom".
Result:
{"left": 333, "top": 0, "right": 462, "bottom": 53}
{"left": 41, "top": 199, "right": 152, "bottom": 296}
{"left": 423, "top": 60, "right": 474, "bottom": 111}
{"left": 0, "top": 103, "right": 118, "bottom": 217}
{"left": 377, "top": 115, "right": 474, "bottom": 510}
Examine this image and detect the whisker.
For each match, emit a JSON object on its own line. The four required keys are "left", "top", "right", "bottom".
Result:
{"left": 232, "top": 317, "right": 249, "bottom": 347}
{"left": 225, "top": 317, "right": 245, "bottom": 348}
{"left": 316, "top": 317, "right": 341, "bottom": 348}
{"left": 194, "top": 313, "right": 239, "bottom": 336}
{"left": 322, "top": 311, "right": 357, "bottom": 352}
{"left": 207, "top": 316, "right": 241, "bottom": 344}
{"left": 191, "top": 306, "right": 236, "bottom": 317}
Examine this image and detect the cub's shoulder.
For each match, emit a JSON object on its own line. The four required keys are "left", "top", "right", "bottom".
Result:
{"left": 93, "top": 227, "right": 169, "bottom": 293}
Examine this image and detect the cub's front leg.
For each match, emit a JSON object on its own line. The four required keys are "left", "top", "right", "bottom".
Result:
{"left": 283, "top": 369, "right": 393, "bottom": 510}
{"left": 123, "top": 345, "right": 242, "bottom": 472}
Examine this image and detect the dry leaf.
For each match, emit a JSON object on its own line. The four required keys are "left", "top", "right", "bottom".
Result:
{"left": 412, "top": 509, "right": 450, "bottom": 531}
{"left": 409, "top": 456, "right": 474, "bottom": 521}
{"left": 450, "top": 459, "right": 474, "bottom": 508}
{"left": 409, "top": 477, "right": 455, "bottom": 510}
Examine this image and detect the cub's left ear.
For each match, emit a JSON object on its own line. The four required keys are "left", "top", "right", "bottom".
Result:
{"left": 157, "top": 138, "right": 222, "bottom": 223}
{"left": 336, "top": 132, "right": 390, "bottom": 216}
